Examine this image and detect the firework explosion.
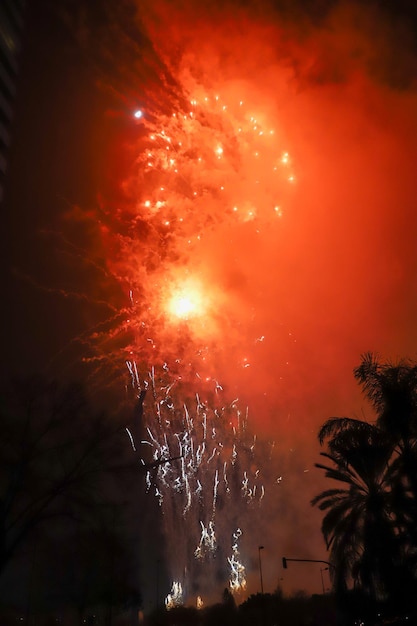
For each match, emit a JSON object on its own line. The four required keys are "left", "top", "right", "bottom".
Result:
{"left": 93, "top": 74, "right": 295, "bottom": 600}
{"left": 96, "top": 77, "right": 296, "bottom": 382}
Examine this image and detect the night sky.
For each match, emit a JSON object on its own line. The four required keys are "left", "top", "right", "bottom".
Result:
{"left": 2, "top": 0, "right": 417, "bottom": 606}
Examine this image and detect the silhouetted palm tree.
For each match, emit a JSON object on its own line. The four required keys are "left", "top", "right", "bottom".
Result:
{"left": 312, "top": 417, "right": 398, "bottom": 600}
{"left": 313, "top": 353, "right": 417, "bottom": 610}
{"left": 354, "top": 353, "right": 417, "bottom": 547}
{"left": 353, "top": 352, "right": 417, "bottom": 446}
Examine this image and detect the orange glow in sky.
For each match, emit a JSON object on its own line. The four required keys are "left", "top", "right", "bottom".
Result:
{"left": 86, "top": 0, "right": 417, "bottom": 598}
{"left": 91, "top": 0, "right": 417, "bottom": 444}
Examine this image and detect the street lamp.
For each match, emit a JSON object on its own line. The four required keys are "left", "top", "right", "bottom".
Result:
{"left": 282, "top": 557, "right": 334, "bottom": 595}
{"left": 156, "top": 559, "right": 160, "bottom": 608}
{"left": 320, "top": 567, "right": 329, "bottom": 594}
{"left": 258, "top": 545, "right": 265, "bottom": 594}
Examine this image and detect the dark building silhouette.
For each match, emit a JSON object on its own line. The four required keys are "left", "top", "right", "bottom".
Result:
{"left": 0, "top": 0, "right": 26, "bottom": 203}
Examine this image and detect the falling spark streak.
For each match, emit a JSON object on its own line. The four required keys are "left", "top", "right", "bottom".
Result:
{"left": 133, "top": 365, "right": 271, "bottom": 602}
{"left": 195, "top": 520, "right": 217, "bottom": 559}
{"left": 213, "top": 469, "right": 219, "bottom": 513}
{"left": 223, "top": 462, "right": 229, "bottom": 493}
{"left": 125, "top": 427, "right": 136, "bottom": 451}
{"left": 228, "top": 529, "right": 247, "bottom": 592}
{"left": 166, "top": 581, "right": 183, "bottom": 609}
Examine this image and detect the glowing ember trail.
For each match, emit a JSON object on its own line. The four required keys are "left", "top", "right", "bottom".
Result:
{"left": 165, "top": 581, "right": 183, "bottom": 609}
{"left": 128, "top": 364, "right": 270, "bottom": 600}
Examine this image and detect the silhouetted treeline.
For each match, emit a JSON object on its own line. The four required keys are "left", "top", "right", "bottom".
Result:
{"left": 145, "top": 589, "right": 337, "bottom": 626}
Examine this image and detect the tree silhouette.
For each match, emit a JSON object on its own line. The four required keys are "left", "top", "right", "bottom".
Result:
{"left": 312, "top": 418, "right": 397, "bottom": 600}
{"left": 312, "top": 353, "right": 417, "bottom": 616}
{"left": 353, "top": 352, "right": 417, "bottom": 445}
{"left": 0, "top": 376, "right": 164, "bottom": 580}
{"left": 354, "top": 353, "right": 417, "bottom": 553}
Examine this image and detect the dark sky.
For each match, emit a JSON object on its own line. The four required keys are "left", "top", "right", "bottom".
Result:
{"left": 3, "top": 0, "right": 417, "bottom": 605}
{"left": 2, "top": 0, "right": 111, "bottom": 370}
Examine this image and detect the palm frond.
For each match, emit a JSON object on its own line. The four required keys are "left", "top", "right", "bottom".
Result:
{"left": 318, "top": 417, "right": 367, "bottom": 445}
{"left": 311, "top": 488, "right": 348, "bottom": 507}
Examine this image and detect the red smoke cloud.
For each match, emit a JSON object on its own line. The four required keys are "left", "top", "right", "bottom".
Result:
{"left": 75, "top": 0, "right": 417, "bottom": 596}
{"left": 96, "top": 0, "right": 417, "bottom": 433}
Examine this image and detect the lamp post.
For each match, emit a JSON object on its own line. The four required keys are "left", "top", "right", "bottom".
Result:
{"left": 320, "top": 567, "right": 329, "bottom": 594}
{"left": 156, "top": 559, "right": 160, "bottom": 609}
{"left": 282, "top": 557, "right": 334, "bottom": 595}
{"left": 258, "top": 545, "right": 265, "bottom": 594}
